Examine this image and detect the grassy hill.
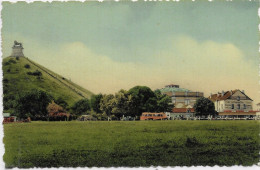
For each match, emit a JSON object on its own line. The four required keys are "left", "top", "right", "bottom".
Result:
{"left": 3, "top": 56, "right": 93, "bottom": 112}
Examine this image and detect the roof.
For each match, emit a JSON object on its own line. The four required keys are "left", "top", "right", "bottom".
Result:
{"left": 160, "top": 86, "right": 191, "bottom": 94}
{"left": 209, "top": 89, "right": 252, "bottom": 102}
{"left": 172, "top": 108, "right": 194, "bottom": 113}
{"left": 142, "top": 112, "right": 164, "bottom": 115}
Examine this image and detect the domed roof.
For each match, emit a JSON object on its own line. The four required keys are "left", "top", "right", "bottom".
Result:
{"left": 159, "top": 85, "right": 191, "bottom": 93}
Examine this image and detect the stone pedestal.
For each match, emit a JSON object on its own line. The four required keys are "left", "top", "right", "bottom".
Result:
{"left": 11, "top": 41, "right": 24, "bottom": 57}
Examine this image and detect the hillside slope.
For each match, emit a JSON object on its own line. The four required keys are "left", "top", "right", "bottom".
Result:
{"left": 3, "top": 56, "right": 93, "bottom": 112}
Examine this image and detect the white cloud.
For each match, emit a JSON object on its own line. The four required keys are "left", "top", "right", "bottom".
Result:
{"left": 2, "top": 34, "right": 259, "bottom": 108}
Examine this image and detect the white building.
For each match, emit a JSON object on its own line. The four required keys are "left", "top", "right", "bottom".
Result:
{"left": 209, "top": 89, "right": 256, "bottom": 118}
{"left": 209, "top": 89, "right": 253, "bottom": 112}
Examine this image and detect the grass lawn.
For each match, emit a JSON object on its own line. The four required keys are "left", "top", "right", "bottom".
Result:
{"left": 3, "top": 120, "right": 259, "bottom": 168}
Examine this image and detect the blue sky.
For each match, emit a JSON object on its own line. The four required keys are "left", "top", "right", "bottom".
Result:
{"left": 2, "top": 1, "right": 259, "bottom": 106}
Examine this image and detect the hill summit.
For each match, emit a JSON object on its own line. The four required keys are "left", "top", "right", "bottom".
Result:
{"left": 3, "top": 56, "right": 93, "bottom": 112}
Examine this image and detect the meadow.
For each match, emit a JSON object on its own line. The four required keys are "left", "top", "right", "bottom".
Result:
{"left": 3, "top": 120, "right": 259, "bottom": 168}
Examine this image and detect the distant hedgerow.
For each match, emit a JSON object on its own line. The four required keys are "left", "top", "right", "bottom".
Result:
{"left": 27, "top": 70, "right": 42, "bottom": 76}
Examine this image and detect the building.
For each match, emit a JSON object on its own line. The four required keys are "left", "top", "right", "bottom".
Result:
{"left": 209, "top": 89, "right": 255, "bottom": 118}
{"left": 11, "top": 40, "right": 24, "bottom": 57}
{"left": 159, "top": 84, "right": 203, "bottom": 108}
{"left": 257, "top": 103, "right": 260, "bottom": 111}
{"left": 209, "top": 89, "right": 253, "bottom": 112}
{"left": 3, "top": 113, "right": 17, "bottom": 123}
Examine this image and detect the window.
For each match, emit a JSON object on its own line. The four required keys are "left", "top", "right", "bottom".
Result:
{"left": 185, "top": 99, "right": 190, "bottom": 105}
{"left": 237, "top": 104, "right": 240, "bottom": 109}
{"left": 237, "top": 96, "right": 240, "bottom": 101}
{"left": 244, "top": 104, "right": 246, "bottom": 109}
{"left": 171, "top": 97, "right": 176, "bottom": 104}
{"left": 231, "top": 104, "right": 234, "bottom": 109}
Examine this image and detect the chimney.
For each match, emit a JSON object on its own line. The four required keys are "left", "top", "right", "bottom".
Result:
{"left": 242, "top": 90, "right": 245, "bottom": 93}
{"left": 222, "top": 90, "right": 224, "bottom": 96}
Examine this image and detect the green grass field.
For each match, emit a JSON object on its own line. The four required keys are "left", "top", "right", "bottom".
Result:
{"left": 3, "top": 121, "right": 259, "bottom": 168}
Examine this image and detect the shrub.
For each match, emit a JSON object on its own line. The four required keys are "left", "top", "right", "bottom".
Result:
{"left": 27, "top": 70, "right": 42, "bottom": 76}
{"left": 16, "top": 57, "right": 19, "bottom": 60}
{"left": 24, "top": 64, "right": 30, "bottom": 69}
{"left": 33, "top": 70, "right": 42, "bottom": 76}
{"left": 8, "top": 59, "right": 16, "bottom": 64}
{"left": 7, "top": 69, "right": 11, "bottom": 73}
{"left": 3, "top": 78, "right": 8, "bottom": 83}
{"left": 4, "top": 62, "right": 10, "bottom": 66}
{"left": 27, "top": 71, "right": 32, "bottom": 75}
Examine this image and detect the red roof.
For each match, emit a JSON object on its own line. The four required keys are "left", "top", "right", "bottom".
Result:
{"left": 172, "top": 108, "right": 194, "bottom": 113}
{"left": 209, "top": 89, "right": 252, "bottom": 102}
{"left": 209, "top": 90, "right": 238, "bottom": 101}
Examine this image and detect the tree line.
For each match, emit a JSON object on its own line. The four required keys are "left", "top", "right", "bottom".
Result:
{"left": 11, "top": 86, "right": 173, "bottom": 121}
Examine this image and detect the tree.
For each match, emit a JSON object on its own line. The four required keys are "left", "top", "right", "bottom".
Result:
{"left": 54, "top": 97, "right": 69, "bottom": 110}
{"left": 111, "top": 89, "right": 133, "bottom": 119}
{"left": 47, "top": 101, "right": 66, "bottom": 116}
{"left": 14, "top": 89, "right": 53, "bottom": 119}
{"left": 154, "top": 89, "right": 173, "bottom": 112}
{"left": 47, "top": 101, "right": 68, "bottom": 121}
{"left": 194, "top": 97, "right": 217, "bottom": 117}
{"left": 100, "top": 94, "right": 114, "bottom": 119}
{"left": 127, "top": 86, "right": 157, "bottom": 117}
{"left": 90, "top": 94, "right": 103, "bottom": 113}
{"left": 71, "top": 99, "right": 91, "bottom": 116}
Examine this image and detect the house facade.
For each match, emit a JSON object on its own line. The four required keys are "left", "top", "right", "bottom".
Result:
{"left": 257, "top": 103, "right": 260, "bottom": 111}
{"left": 159, "top": 84, "right": 203, "bottom": 108}
{"left": 209, "top": 89, "right": 253, "bottom": 112}
{"left": 209, "top": 89, "right": 255, "bottom": 118}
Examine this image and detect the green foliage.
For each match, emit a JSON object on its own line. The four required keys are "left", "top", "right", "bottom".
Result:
{"left": 127, "top": 86, "right": 157, "bottom": 116}
{"left": 3, "top": 121, "right": 259, "bottom": 168}
{"left": 97, "top": 87, "right": 174, "bottom": 119}
{"left": 54, "top": 97, "right": 69, "bottom": 110}
{"left": 194, "top": 97, "right": 216, "bottom": 116}
{"left": 71, "top": 99, "right": 91, "bottom": 116}
{"left": 8, "top": 59, "right": 17, "bottom": 64}
{"left": 24, "top": 64, "right": 30, "bottom": 69}
{"left": 2, "top": 57, "right": 93, "bottom": 112}
{"left": 27, "top": 70, "right": 42, "bottom": 76}
{"left": 14, "top": 89, "right": 53, "bottom": 119}
{"left": 3, "top": 78, "right": 9, "bottom": 83}
{"left": 155, "top": 90, "right": 174, "bottom": 112}
{"left": 111, "top": 89, "right": 133, "bottom": 118}
{"left": 100, "top": 94, "right": 114, "bottom": 117}
{"left": 90, "top": 94, "right": 103, "bottom": 113}
{"left": 3, "top": 95, "right": 15, "bottom": 111}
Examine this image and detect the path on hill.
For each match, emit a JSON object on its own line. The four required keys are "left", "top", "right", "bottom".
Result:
{"left": 26, "top": 57, "right": 87, "bottom": 98}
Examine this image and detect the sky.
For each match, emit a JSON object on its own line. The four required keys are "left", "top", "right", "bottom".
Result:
{"left": 1, "top": 1, "right": 259, "bottom": 107}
